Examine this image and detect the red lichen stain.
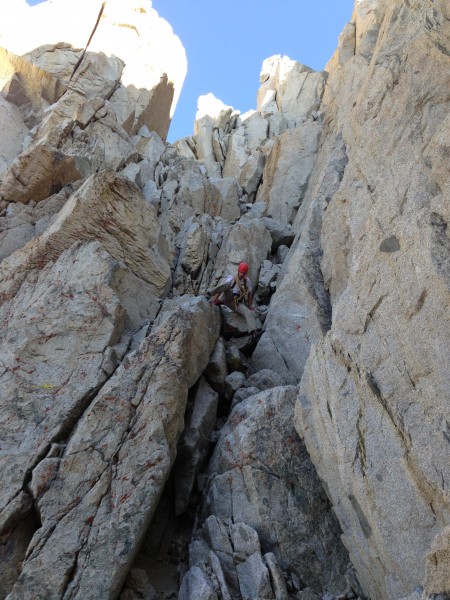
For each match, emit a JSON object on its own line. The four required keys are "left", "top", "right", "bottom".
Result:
{"left": 41, "top": 333, "right": 57, "bottom": 342}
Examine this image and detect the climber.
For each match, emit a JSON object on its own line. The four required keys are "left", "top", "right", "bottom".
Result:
{"left": 207, "top": 262, "right": 258, "bottom": 335}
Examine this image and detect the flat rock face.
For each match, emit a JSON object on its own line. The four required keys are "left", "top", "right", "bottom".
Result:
{"left": 251, "top": 132, "right": 348, "bottom": 383}
{"left": 294, "top": 2, "right": 450, "bottom": 600}
{"left": 256, "top": 121, "right": 322, "bottom": 226}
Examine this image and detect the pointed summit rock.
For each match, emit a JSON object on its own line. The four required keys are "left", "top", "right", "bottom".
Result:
{"left": 0, "top": 0, "right": 187, "bottom": 140}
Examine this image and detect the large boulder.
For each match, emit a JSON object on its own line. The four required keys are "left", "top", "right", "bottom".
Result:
{"left": 208, "top": 215, "right": 272, "bottom": 290}
{"left": 0, "top": 240, "right": 151, "bottom": 595}
{"left": 5, "top": 297, "right": 220, "bottom": 599}
{"left": 1, "top": 172, "right": 171, "bottom": 299}
{"left": 0, "top": 167, "right": 177, "bottom": 595}
{"left": 183, "top": 386, "right": 351, "bottom": 598}
{"left": 0, "top": 145, "right": 83, "bottom": 205}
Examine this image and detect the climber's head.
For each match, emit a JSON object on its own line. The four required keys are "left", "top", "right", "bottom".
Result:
{"left": 237, "top": 262, "right": 249, "bottom": 279}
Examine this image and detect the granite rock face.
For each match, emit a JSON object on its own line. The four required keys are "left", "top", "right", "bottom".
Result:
{"left": 0, "top": 0, "right": 187, "bottom": 140}
{"left": 7, "top": 296, "right": 220, "bottom": 600}
{"left": 1, "top": 0, "right": 449, "bottom": 599}
{"left": 0, "top": 0, "right": 186, "bottom": 211}
{"left": 293, "top": 2, "right": 450, "bottom": 600}
{"left": 180, "top": 387, "right": 351, "bottom": 599}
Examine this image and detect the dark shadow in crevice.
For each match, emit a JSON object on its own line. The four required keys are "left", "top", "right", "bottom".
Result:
{"left": 0, "top": 498, "right": 41, "bottom": 599}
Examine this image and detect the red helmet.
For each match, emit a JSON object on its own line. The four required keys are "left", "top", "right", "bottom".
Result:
{"left": 238, "top": 262, "right": 249, "bottom": 274}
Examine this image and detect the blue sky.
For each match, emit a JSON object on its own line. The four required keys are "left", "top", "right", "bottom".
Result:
{"left": 26, "top": 0, "right": 354, "bottom": 142}
{"left": 151, "top": 0, "right": 354, "bottom": 141}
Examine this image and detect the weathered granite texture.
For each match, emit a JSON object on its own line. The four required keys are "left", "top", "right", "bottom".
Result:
{"left": 6, "top": 297, "right": 220, "bottom": 599}
{"left": 0, "top": 0, "right": 187, "bottom": 140}
{"left": 1, "top": 0, "right": 449, "bottom": 599}
{"left": 294, "top": 2, "right": 450, "bottom": 600}
{"left": 180, "top": 386, "right": 351, "bottom": 599}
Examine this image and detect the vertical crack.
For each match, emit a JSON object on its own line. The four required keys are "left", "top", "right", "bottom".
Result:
{"left": 69, "top": 2, "right": 106, "bottom": 81}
